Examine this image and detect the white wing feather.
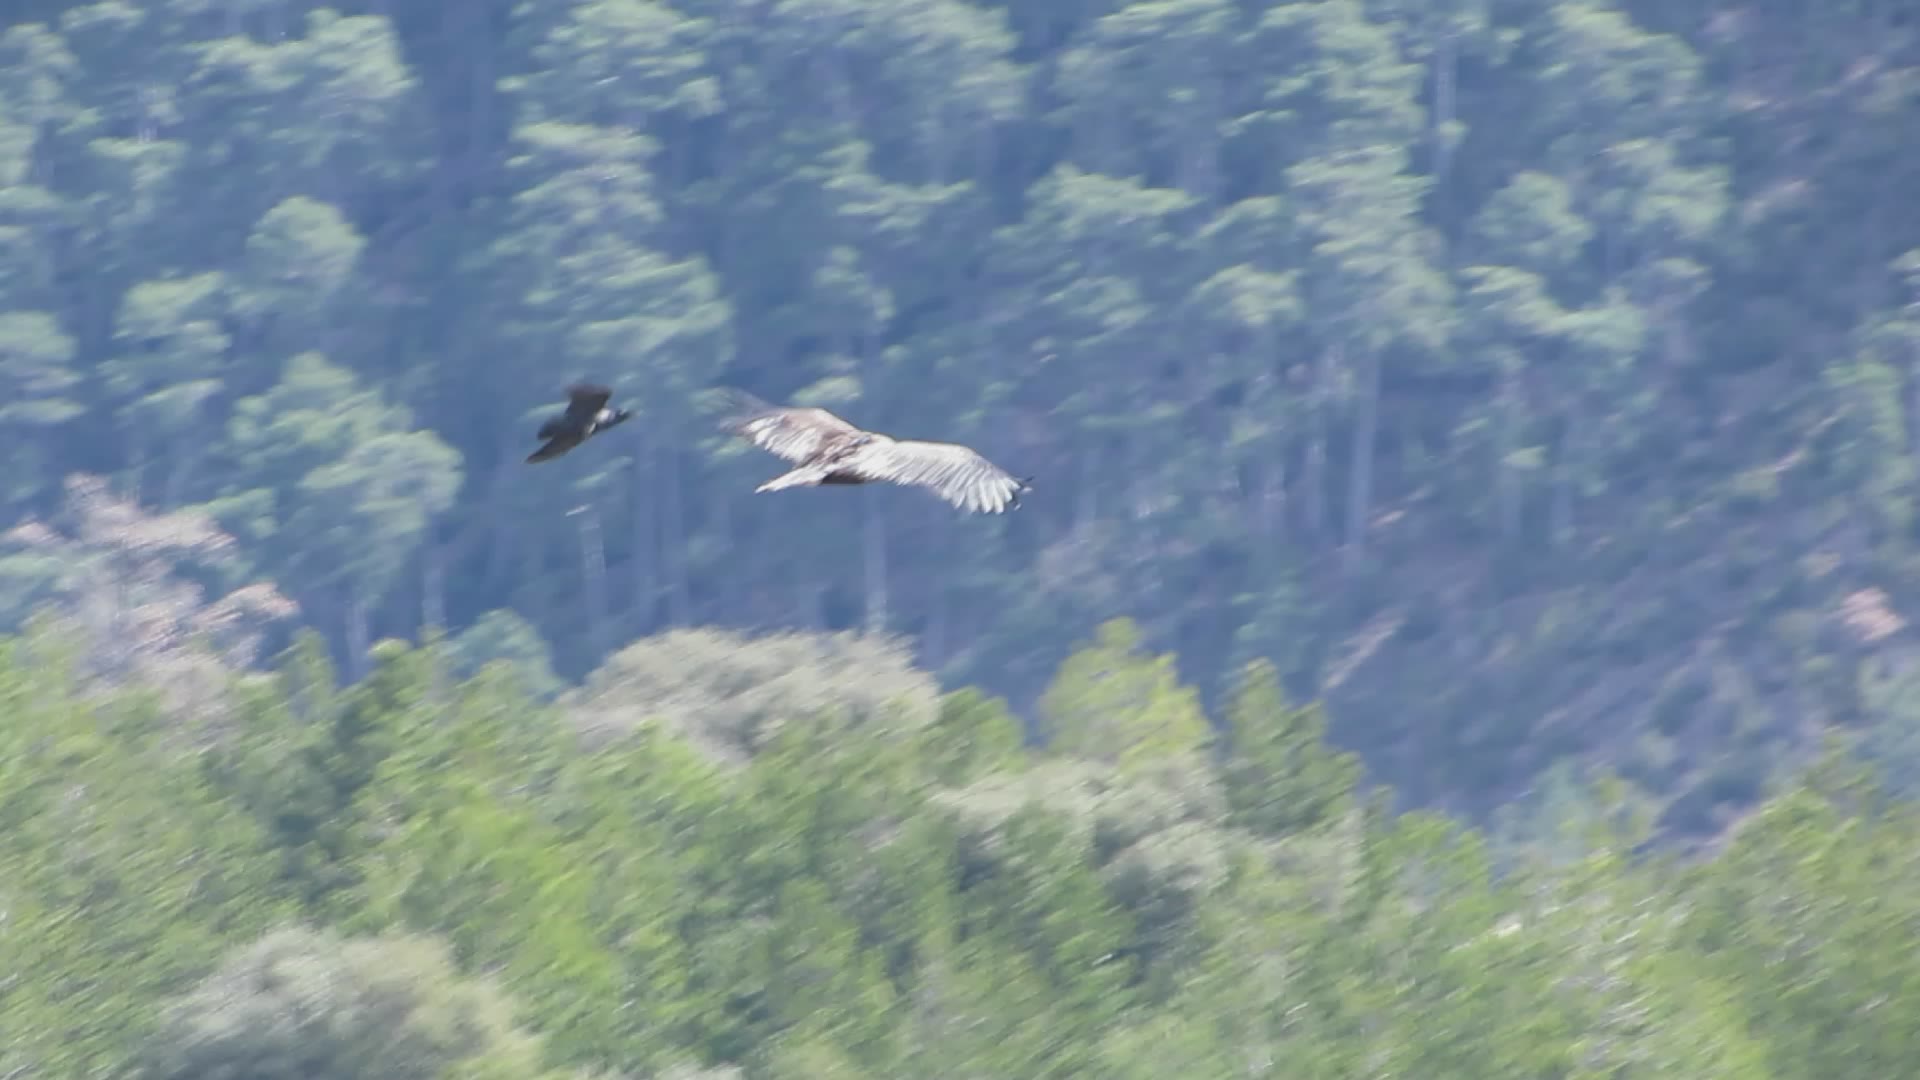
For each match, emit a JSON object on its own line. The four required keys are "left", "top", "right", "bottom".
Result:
{"left": 726, "top": 404, "right": 863, "bottom": 465}
{"left": 843, "top": 439, "right": 1027, "bottom": 514}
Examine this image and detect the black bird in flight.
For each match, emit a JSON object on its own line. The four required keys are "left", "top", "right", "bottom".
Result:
{"left": 527, "top": 383, "right": 632, "bottom": 463}
{"left": 717, "top": 390, "right": 1032, "bottom": 514}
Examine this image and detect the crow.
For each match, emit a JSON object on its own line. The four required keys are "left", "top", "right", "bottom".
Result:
{"left": 527, "top": 383, "right": 632, "bottom": 463}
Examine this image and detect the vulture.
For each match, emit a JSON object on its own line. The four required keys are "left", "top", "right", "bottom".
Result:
{"left": 526, "top": 383, "right": 633, "bottom": 463}
{"left": 718, "top": 391, "right": 1032, "bottom": 514}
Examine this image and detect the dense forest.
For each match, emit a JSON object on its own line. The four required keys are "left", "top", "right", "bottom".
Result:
{"left": 5, "top": 613, "right": 1920, "bottom": 1078}
{"left": 3, "top": 0, "right": 1920, "bottom": 834}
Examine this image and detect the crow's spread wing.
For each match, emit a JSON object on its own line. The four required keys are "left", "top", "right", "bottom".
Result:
{"left": 563, "top": 383, "right": 614, "bottom": 423}
{"left": 841, "top": 438, "right": 1029, "bottom": 513}
{"left": 527, "top": 433, "right": 579, "bottom": 463}
{"left": 719, "top": 391, "right": 865, "bottom": 465}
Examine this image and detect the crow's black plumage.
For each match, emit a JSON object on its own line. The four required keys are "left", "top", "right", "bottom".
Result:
{"left": 526, "top": 383, "right": 632, "bottom": 463}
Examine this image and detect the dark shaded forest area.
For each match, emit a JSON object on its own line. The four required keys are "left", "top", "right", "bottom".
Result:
{"left": 5, "top": 0, "right": 1920, "bottom": 1074}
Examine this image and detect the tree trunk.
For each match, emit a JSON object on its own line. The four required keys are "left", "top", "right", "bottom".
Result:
{"left": 923, "top": 105, "right": 952, "bottom": 184}
{"left": 797, "top": 580, "right": 825, "bottom": 630}
{"left": 1343, "top": 347, "right": 1381, "bottom": 574}
{"left": 125, "top": 440, "right": 149, "bottom": 507}
{"left": 481, "top": 455, "right": 514, "bottom": 594}
{"left": 162, "top": 447, "right": 192, "bottom": 510}
{"left": 1176, "top": 93, "right": 1221, "bottom": 203}
{"left": 466, "top": 3, "right": 494, "bottom": 175}
{"left": 1432, "top": 36, "right": 1458, "bottom": 200}
{"left": 662, "top": 443, "right": 690, "bottom": 626}
{"left": 422, "top": 544, "right": 446, "bottom": 633}
{"left": 576, "top": 506, "right": 608, "bottom": 660}
{"left": 1263, "top": 449, "right": 1287, "bottom": 542}
{"left": 1909, "top": 353, "right": 1920, "bottom": 486}
{"left": 1496, "top": 366, "right": 1523, "bottom": 542}
{"left": 344, "top": 587, "right": 371, "bottom": 682}
{"left": 926, "top": 564, "right": 948, "bottom": 667}
{"left": 1076, "top": 448, "right": 1099, "bottom": 532}
{"left": 630, "top": 448, "right": 657, "bottom": 632}
{"left": 863, "top": 487, "right": 888, "bottom": 634}
{"left": 1306, "top": 344, "right": 1339, "bottom": 542}
{"left": 1551, "top": 407, "right": 1580, "bottom": 547}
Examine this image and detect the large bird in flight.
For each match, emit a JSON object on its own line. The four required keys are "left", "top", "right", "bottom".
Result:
{"left": 717, "top": 391, "right": 1032, "bottom": 514}
{"left": 526, "top": 383, "right": 632, "bottom": 463}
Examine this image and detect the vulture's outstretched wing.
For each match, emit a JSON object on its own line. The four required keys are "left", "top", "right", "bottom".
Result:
{"left": 563, "top": 383, "right": 613, "bottom": 423}
{"left": 842, "top": 438, "right": 1031, "bottom": 514}
{"left": 720, "top": 392, "right": 865, "bottom": 465}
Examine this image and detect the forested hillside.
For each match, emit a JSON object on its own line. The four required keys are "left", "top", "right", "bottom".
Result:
{"left": 5, "top": 617, "right": 1920, "bottom": 1078}
{"left": 4, "top": 0, "right": 1920, "bottom": 839}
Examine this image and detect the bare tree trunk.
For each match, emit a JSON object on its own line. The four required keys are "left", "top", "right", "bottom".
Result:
{"left": 630, "top": 449, "right": 657, "bottom": 632}
{"left": 1431, "top": 37, "right": 1458, "bottom": 195}
{"left": 1906, "top": 352, "right": 1920, "bottom": 481}
{"left": 796, "top": 580, "right": 824, "bottom": 630}
{"left": 1251, "top": 449, "right": 1282, "bottom": 538}
{"left": 708, "top": 477, "right": 735, "bottom": 618}
{"left": 922, "top": 106, "right": 951, "bottom": 184}
{"left": 1252, "top": 345, "right": 1288, "bottom": 542}
{"left": 517, "top": 528, "right": 544, "bottom": 625}
{"left": 481, "top": 456, "right": 514, "bottom": 595}
{"left": 162, "top": 443, "right": 196, "bottom": 510}
{"left": 926, "top": 563, "right": 948, "bottom": 667}
{"left": 344, "top": 587, "right": 370, "bottom": 681}
{"left": 466, "top": 2, "right": 494, "bottom": 175}
{"left": 972, "top": 122, "right": 996, "bottom": 188}
{"left": 1176, "top": 105, "right": 1220, "bottom": 203}
{"left": 1306, "top": 344, "right": 1339, "bottom": 542}
{"left": 1551, "top": 407, "right": 1580, "bottom": 547}
{"left": 422, "top": 544, "right": 446, "bottom": 633}
{"left": 662, "top": 443, "right": 690, "bottom": 626}
{"left": 863, "top": 487, "right": 888, "bottom": 634}
{"left": 576, "top": 506, "right": 608, "bottom": 658}
{"left": 1076, "top": 450, "right": 1099, "bottom": 531}
{"left": 1344, "top": 347, "right": 1381, "bottom": 573}
{"left": 1268, "top": 439, "right": 1289, "bottom": 543}
{"left": 124, "top": 441, "right": 149, "bottom": 507}
{"left": 1496, "top": 370, "right": 1523, "bottom": 542}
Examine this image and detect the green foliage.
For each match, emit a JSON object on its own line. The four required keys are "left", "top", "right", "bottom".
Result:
{"left": 0, "top": 626, "right": 289, "bottom": 1078}
{"left": 564, "top": 627, "right": 941, "bottom": 760}
{"left": 230, "top": 196, "right": 368, "bottom": 352}
{"left": 1039, "top": 618, "right": 1213, "bottom": 772}
{"left": 138, "top": 925, "right": 562, "bottom": 1080}
{"left": 915, "top": 687, "right": 1025, "bottom": 786}
{"left": 1674, "top": 764, "right": 1920, "bottom": 1080}
{"left": 1220, "top": 659, "right": 1360, "bottom": 836}
{"left": 210, "top": 629, "right": 404, "bottom": 917}
{"left": 209, "top": 352, "right": 462, "bottom": 642}
{"left": 446, "top": 607, "right": 565, "bottom": 699}
{"left": 3, "top": 618, "right": 1920, "bottom": 1077}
